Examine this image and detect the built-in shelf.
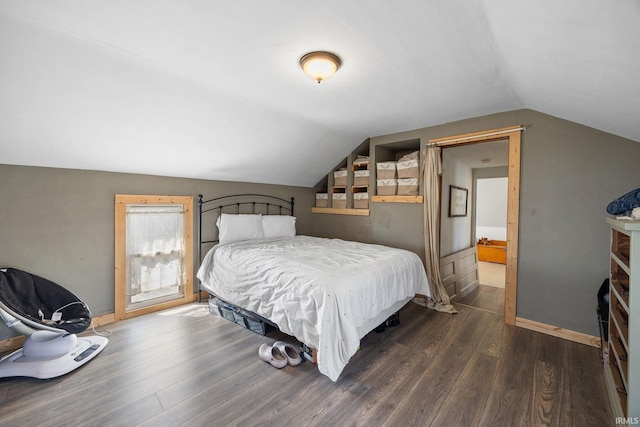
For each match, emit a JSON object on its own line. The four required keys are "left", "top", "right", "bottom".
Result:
{"left": 371, "top": 195, "right": 423, "bottom": 204}
{"left": 604, "top": 217, "right": 639, "bottom": 419}
{"left": 311, "top": 207, "right": 370, "bottom": 216}
{"left": 314, "top": 137, "right": 423, "bottom": 210}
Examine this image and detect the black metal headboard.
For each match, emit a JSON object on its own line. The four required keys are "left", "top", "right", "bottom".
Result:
{"left": 196, "top": 193, "right": 294, "bottom": 301}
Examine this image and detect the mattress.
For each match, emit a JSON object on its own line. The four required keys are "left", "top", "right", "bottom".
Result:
{"left": 197, "top": 235, "right": 431, "bottom": 381}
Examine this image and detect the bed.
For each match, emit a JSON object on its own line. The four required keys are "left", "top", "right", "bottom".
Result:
{"left": 196, "top": 194, "right": 430, "bottom": 381}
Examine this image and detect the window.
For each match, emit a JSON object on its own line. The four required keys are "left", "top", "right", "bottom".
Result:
{"left": 115, "top": 195, "right": 193, "bottom": 320}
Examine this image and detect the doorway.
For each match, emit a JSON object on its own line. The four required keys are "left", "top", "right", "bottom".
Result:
{"left": 441, "top": 141, "right": 508, "bottom": 315}
{"left": 475, "top": 175, "right": 508, "bottom": 290}
{"left": 429, "top": 126, "right": 521, "bottom": 325}
{"left": 472, "top": 175, "right": 508, "bottom": 315}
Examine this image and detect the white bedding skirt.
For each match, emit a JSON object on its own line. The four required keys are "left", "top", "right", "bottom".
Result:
{"left": 197, "top": 235, "right": 430, "bottom": 381}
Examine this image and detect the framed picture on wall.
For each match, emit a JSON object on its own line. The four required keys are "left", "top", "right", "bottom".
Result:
{"left": 449, "top": 185, "right": 468, "bottom": 217}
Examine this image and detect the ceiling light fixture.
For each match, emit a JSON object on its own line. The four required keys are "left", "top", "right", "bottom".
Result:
{"left": 300, "top": 51, "right": 341, "bottom": 84}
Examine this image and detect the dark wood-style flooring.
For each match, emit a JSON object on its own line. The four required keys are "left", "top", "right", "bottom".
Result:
{"left": 457, "top": 284, "right": 505, "bottom": 315}
{"left": 0, "top": 302, "right": 613, "bottom": 426}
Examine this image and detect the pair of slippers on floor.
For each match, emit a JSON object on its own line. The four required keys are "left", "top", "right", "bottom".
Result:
{"left": 258, "top": 341, "right": 301, "bottom": 368}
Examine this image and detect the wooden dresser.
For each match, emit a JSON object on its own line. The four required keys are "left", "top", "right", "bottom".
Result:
{"left": 477, "top": 240, "right": 507, "bottom": 264}
{"left": 604, "top": 217, "right": 639, "bottom": 421}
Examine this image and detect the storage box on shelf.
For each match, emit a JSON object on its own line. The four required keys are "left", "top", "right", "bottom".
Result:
{"left": 332, "top": 192, "right": 347, "bottom": 209}
{"left": 353, "top": 169, "right": 370, "bottom": 186}
{"left": 333, "top": 170, "right": 348, "bottom": 187}
{"left": 397, "top": 178, "right": 419, "bottom": 196}
{"left": 353, "top": 192, "right": 369, "bottom": 209}
{"left": 604, "top": 217, "right": 639, "bottom": 421}
{"left": 377, "top": 179, "right": 397, "bottom": 196}
{"left": 377, "top": 162, "right": 397, "bottom": 180}
{"left": 315, "top": 193, "right": 328, "bottom": 208}
{"left": 397, "top": 158, "right": 419, "bottom": 179}
{"left": 352, "top": 186, "right": 368, "bottom": 209}
{"left": 352, "top": 156, "right": 370, "bottom": 171}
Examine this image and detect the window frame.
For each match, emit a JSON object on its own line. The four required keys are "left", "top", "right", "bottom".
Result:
{"left": 115, "top": 195, "right": 194, "bottom": 320}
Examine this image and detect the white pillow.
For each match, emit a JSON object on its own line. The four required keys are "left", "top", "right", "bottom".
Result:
{"left": 262, "top": 215, "right": 296, "bottom": 239}
{"left": 216, "top": 213, "right": 264, "bottom": 243}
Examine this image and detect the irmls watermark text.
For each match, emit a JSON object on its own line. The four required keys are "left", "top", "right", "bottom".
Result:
{"left": 616, "top": 417, "right": 640, "bottom": 425}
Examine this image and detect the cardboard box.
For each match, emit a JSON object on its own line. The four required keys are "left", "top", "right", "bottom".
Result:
{"left": 353, "top": 156, "right": 370, "bottom": 169}
{"left": 354, "top": 192, "right": 369, "bottom": 209}
{"left": 333, "top": 170, "right": 347, "bottom": 186}
{"left": 377, "top": 179, "right": 397, "bottom": 196}
{"left": 376, "top": 162, "right": 397, "bottom": 179}
{"left": 397, "top": 178, "right": 419, "bottom": 196}
{"left": 397, "top": 159, "right": 419, "bottom": 179}
{"left": 332, "top": 192, "right": 347, "bottom": 209}
{"left": 353, "top": 169, "right": 370, "bottom": 186}
{"left": 315, "top": 193, "right": 328, "bottom": 208}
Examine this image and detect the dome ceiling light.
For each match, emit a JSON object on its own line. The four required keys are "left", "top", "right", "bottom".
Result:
{"left": 300, "top": 51, "right": 341, "bottom": 84}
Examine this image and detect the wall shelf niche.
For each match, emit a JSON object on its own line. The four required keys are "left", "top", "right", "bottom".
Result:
{"left": 313, "top": 139, "right": 371, "bottom": 215}
{"left": 313, "top": 137, "right": 424, "bottom": 212}
{"left": 374, "top": 138, "right": 421, "bottom": 201}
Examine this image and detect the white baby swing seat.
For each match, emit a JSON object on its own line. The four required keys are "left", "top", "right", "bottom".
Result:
{"left": 0, "top": 268, "right": 108, "bottom": 379}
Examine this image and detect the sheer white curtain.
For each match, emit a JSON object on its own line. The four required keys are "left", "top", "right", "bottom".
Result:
{"left": 417, "top": 145, "right": 457, "bottom": 314}
{"left": 126, "top": 205, "right": 185, "bottom": 301}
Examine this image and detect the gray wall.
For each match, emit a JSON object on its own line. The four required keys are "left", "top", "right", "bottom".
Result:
{"left": 313, "top": 202, "right": 426, "bottom": 264}
{"left": 0, "top": 165, "right": 315, "bottom": 339}
{"left": 440, "top": 150, "right": 473, "bottom": 256}
{"left": 313, "top": 109, "right": 640, "bottom": 336}
{"left": 476, "top": 178, "right": 508, "bottom": 229}
{"left": 4, "top": 108, "right": 640, "bottom": 340}
{"left": 475, "top": 177, "right": 508, "bottom": 239}
{"left": 472, "top": 166, "right": 508, "bottom": 242}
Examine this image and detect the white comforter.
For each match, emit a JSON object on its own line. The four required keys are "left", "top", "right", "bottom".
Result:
{"left": 197, "top": 235, "right": 430, "bottom": 381}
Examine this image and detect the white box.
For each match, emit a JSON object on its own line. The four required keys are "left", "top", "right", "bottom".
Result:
{"left": 376, "top": 162, "right": 397, "bottom": 180}
{"left": 332, "top": 192, "right": 347, "bottom": 209}
{"left": 398, "top": 150, "right": 419, "bottom": 162}
{"left": 377, "top": 179, "right": 397, "bottom": 196}
{"left": 315, "top": 193, "right": 328, "bottom": 208}
{"left": 353, "top": 192, "right": 369, "bottom": 209}
{"left": 397, "top": 159, "right": 419, "bottom": 179}
{"left": 353, "top": 170, "right": 370, "bottom": 186}
{"left": 333, "top": 170, "right": 347, "bottom": 186}
{"left": 397, "top": 178, "right": 419, "bottom": 196}
{"left": 353, "top": 155, "right": 370, "bottom": 168}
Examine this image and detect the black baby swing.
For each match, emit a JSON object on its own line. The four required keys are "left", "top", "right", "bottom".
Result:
{"left": 0, "top": 268, "right": 108, "bottom": 379}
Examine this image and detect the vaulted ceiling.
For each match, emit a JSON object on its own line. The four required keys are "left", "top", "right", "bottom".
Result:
{"left": 1, "top": 1, "right": 638, "bottom": 187}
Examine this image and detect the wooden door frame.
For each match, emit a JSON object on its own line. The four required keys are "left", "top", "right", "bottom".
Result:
{"left": 429, "top": 125, "right": 522, "bottom": 325}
